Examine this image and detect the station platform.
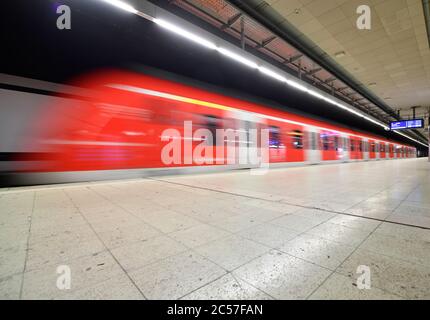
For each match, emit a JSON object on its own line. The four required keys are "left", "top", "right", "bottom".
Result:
{"left": 1, "top": 158, "right": 429, "bottom": 300}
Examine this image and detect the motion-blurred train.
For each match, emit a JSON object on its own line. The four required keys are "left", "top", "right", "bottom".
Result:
{"left": 0, "top": 70, "right": 416, "bottom": 186}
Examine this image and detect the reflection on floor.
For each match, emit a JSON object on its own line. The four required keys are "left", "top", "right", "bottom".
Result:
{"left": 1, "top": 158, "right": 429, "bottom": 299}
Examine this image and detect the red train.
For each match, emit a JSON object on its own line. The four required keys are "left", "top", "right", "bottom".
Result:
{"left": 1, "top": 70, "right": 416, "bottom": 185}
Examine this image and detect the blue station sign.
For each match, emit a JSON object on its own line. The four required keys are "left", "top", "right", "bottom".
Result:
{"left": 390, "top": 119, "right": 424, "bottom": 130}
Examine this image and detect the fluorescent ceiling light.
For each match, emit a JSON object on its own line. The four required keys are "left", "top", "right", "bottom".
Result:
{"left": 101, "top": 0, "right": 138, "bottom": 14}
{"left": 393, "top": 130, "right": 427, "bottom": 147}
{"left": 217, "top": 47, "right": 258, "bottom": 69}
{"left": 322, "top": 97, "right": 336, "bottom": 105}
{"left": 308, "top": 89, "right": 325, "bottom": 100}
{"left": 153, "top": 18, "right": 217, "bottom": 50}
{"left": 286, "top": 80, "right": 308, "bottom": 92}
{"left": 258, "top": 66, "right": 287, "bottom": 82}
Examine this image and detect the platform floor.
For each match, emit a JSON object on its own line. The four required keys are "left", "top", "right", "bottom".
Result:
{"left": 1, "top": 158, "right": 429, "bottom": 299}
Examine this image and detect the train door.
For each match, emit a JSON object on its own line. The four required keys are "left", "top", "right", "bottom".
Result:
{"left": 321, "top": 131, "right": 337, "bottom": 161}
{"left": 379, "top": 142, "right": 386, "bottom": 159}
{"left": 363, "top": 139, "right": 369, "bottom": 160}
{"left": 305, "top": 127, "right": 321, "bottom": 164}
{"left": 268, "top": 124, "right": 287, "bottom": 163}
{"left": 341, "top": 134, "right": 349, "bottom": 162}
{"left": 240, "top": 119, "right": 258, "bottom": 168}
{"left": 389, "top": 144, "right": 394, "bottom": 158}
{"left": 334, "top": 134, "right": 344, "bottom": 161}
{"left": 349, "top": 137, "right": 356, "bottom": 160}
{"left": 225, "top": 110, "right": 266, "bottom": 169}
{"left": 369, "top": 140, "right": 376, "bottom": 159}
{"left": 286, "top": 127, "right": 305, "bottom": 162}
{"left": 394, "top": 145, "right": 400, "bottom": 158}
{"left": 350, "top": 138, "right": 363, "bottom": 160}
{"left": 375, "top": 141, "right": 380, "bottom": 159}
{"left": 359, "top": 139, "right": 365, "bottom": 160}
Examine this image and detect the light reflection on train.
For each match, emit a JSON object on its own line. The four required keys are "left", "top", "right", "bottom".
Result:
{"left": 7, "top": 70, "right": 417, "bottom": 179}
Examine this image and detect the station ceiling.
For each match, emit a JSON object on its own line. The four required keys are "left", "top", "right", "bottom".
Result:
{"left": 236, "top": 0, "right": 430, "bottom": 137}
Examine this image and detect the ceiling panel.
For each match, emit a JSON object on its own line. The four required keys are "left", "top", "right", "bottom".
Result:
{"left": 266, "top": 0, "right": 430, "bottom": 134}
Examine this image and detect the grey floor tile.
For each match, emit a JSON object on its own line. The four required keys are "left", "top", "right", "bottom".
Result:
{"left": 26, "top": 237, "right": 106, "bottom": 272}
{"left": 58, "top": 274, "right": 144, "bottom": 300}
{"left": 170, "top": 224, "right": 231, "bottom": 248}
{"left": 293, "top": 208, "right": 336, "bottom": 224}
{"left": 182, "top": 273, "right": 273, "bottom": 300}
{"left": 238, "top": 223, "right": 300, "bottom": 248}
{"left": 110, "top": 235, "right": 187, "bottom": 271}
{"left": 194, "top": 235, "right": 270, "bottom": 271}
{"left": 374, "top": 222, "right": 430, "bottom": 242}
{"left": 233, "top": 250, "right": 331, "bottom": 299}
{"left": 328, "top": 214, "right": 381, "bottom": 231}
{"left": 0, "top": 274, "right": 22, "bottom": 300}
{"left": 279, "top": 233, "right": 356, "bottom": 270}
{"left": 22, "top": 251, "right": 123, "bottom": 299}
{"left": 0, "top": 245, "right": 27, "bottom": 277}
{"left": 138, "top": 210, "right": 201, "bottom": 233}
{"left": 307, "top": 221, "right": 372, "bottom": 247}
{"left": 360, "top": 233, "right": 430, "bottom": 267}
{"left": 269, "top": 214, "right": 323, "bottom": 232}
{"left": 337, "top": 249, "right": 430, "bottom": 299}
{"left": 209, "top": 214, "right": 264, "bottom": 233}
{"left": 308, "top": 273, "right": 403, "bottom": 300}
{"left": 129, "top": 251, "right": 226, "bottom": 300}
{"left": 95, "top": 222, "right": 162, "bottom": 249}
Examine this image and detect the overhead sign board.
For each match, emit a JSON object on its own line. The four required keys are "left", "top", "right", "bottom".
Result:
{"left": 390, "top": 119, "right": 424, "bottom": 130}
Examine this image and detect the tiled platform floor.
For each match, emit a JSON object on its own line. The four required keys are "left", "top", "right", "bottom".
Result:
{"left": 1, "top": 158, "right": 429, "bottom": 299}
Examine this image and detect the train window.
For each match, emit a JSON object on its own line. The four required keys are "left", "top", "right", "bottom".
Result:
{"left": 334, "top": 136, "right": 339, "bottom": 151}
{"left": 204, "top": 115, "right": 220, "bottom": 146}
{"left": 350, "top": 139, "right": 355, "bottom": 151}
{"left": 269, "top": 126, "right": 281, "bottom": 148}
{"left": 380, "top": 144, "right": 385, "bottom": 153}
{"left": 290, "top": 130, "right": 303, "bottom": 149}
{"left": 321, "top": 134, "right": 331, "bottom": 151}
{"left": 359, "top": 141, "right": 363, "bottom": 152}
{"left": 370, "top": 143, "right": 375, "bottom": 153}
